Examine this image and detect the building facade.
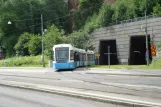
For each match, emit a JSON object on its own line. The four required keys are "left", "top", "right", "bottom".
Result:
{"left": 90, "top": 16, "right": 161, "bottom": 65}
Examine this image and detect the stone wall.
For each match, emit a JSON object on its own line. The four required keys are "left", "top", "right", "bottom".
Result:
{"left": 90, "top": 17, "right": 161, "bottom": 64}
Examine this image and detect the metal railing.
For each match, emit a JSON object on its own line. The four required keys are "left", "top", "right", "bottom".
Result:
{"left": 108, "top": 14, "right": 160, "bottom": 26}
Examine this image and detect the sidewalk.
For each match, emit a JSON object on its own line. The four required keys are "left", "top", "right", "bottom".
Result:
{"left": 84, "top": 68, "right": 161, "bottom": 77}
{"left": 0, "top": 80, "right": 161, "bottom": 107}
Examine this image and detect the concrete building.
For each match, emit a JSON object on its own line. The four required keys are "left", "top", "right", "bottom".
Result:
{"left": 90, "top": 16, "right": 161, "bottom": 65}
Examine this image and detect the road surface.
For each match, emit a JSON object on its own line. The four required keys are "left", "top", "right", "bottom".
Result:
{"left": 0, "top": 68, "right": 161, "bottom": 105}
{"left": 0, "top": 85, "right": 123, "bottom": 107}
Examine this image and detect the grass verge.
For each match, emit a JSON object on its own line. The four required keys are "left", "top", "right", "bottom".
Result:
{"left": 90, "top": 58, "right": 161, "bottom": 69}
{"left": 0, "top": 55, "right": 50, "bottom": 67}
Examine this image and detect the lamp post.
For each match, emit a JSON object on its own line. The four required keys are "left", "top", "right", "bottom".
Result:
{"left": 0, "top": 46, "right": 2, "bottom": 59}
{"left": 41, "top": 14, "right": 45, "bottom": 67}
{"left": 145, "top": 0, "right": 149, "bottom": 66}
{"left": 8, "top": 16, "right": 45, "bottom": 67}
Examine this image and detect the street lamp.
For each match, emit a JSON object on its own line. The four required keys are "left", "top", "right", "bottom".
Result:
{"left": 64, "top": 0, "right": 68, "bottom": 3}
{"left": 8, "top": 16, "right": 45, "bottom": 67}
{"left": 8, "top": 21, "right": 12, "bottom": 25}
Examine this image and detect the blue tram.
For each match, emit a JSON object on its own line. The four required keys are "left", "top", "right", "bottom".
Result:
{"left": 53, "top": 44, "right": 95, "bottom": 70}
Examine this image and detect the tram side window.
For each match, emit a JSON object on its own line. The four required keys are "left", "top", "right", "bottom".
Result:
{"left": 74, "top": 52, "right": 80, "bottom": 61}
{"left": 70, "top": 50, "right": 74, "bottom": 60}
{"left": 83, "top": 54, "right": 86, "bottom": 61}
{"left": 88, "top": 54, "right": 94, "bottom": 61}
{"left": 74, "top": 52, "right": 77, "bottom": 61}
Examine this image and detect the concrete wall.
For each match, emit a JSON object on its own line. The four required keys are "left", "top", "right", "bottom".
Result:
{"left": 90, "top": 17, "right": 161, "bottom": 64}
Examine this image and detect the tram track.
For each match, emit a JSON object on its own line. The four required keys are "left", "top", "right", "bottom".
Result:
{"left": 59, "top": 71, "right": 161, "bottom": 93}
{"left": 0, "top": 71, "right": 161, "bottom": 96}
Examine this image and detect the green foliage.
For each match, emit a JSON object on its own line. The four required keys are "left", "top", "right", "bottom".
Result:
{"left": 14, "top": 32, "right": 31, "bottom": 56}
{"left": 153, "top": 4, "right": 161, "bottom": 16}
{"left": 0, "top": 0, "right": 68, "bottom": 57}
{"left": 112, "top": 0, "right": 137, "bottom": 21}
{"left": 44, "top": 25, "right": 63, "bottom": 59}
{"left": 98, "top": 4, "right": 114, "bottom": 27}
{"left": 28, "top": 34, "right": 41, "bottom": 55}
{"left": 72, "top": 0, "right": 103, "bottom": 30}
{"left": 60, "top": 30, "right": 94, "bottom": 50}
{"left": 133, "top": 0, "right": 160, "bottom": 16}
{"left": 14, "top": 32, "right": 41, "bottom": 56}
{"left": 1, "top": 0, "right": 161, "bottom": 59}
{"left": 0, "top": 55, "right": 49, "bottom": 67}
{"left": 2, "top": 34, "right": 18, "bottom": 57}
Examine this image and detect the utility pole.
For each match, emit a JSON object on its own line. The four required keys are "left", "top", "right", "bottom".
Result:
{"left": 145, "top": 0, "right": 149, "bottom": 66}
{"left": 108, "top": 46, "right": 110, "bottom": 69}
{"left": 104, "top": 46, "right": 111, "bottom": 69}
{"left": 85, "top": 47, "right": 88, "bottom": 68}
{"left": 41, "top": 14, "right": 45, "bottom": 67}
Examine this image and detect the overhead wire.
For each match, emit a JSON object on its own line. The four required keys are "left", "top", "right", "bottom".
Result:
{"left": 19, "top": 0, "right": 69, "bottom": 18}
{"left": 4, "top": 3, "right": 103, "bottom": 34}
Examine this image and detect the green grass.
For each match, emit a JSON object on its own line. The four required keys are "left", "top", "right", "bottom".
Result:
{"left": 90, "top": 58, "right": 161, "bottom": 70}
{"left": 0, "top": 55, "right": 50, "bottom": 67}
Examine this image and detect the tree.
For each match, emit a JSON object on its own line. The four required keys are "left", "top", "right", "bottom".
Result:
{"left": 72, "top": 0, "right": 104, "bottom": 30}
{"left": 28, "top": 34, "right": 41, "bottom": 55}
{"left": 112, "top": 0, "right": 136, "bottom": 21}
{"left": 153, "top": 4, "right": 161, "bottom": 16}
{"left": 44, "top": 25, "right": 63, "bottom": 59}
{"left": 14, "top": 32, "right": 31, "bottom": 56}
{"left": 0, "top": 0, "right": 69, "bottom": 57}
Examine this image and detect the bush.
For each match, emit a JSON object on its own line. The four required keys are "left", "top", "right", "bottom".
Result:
{"left": 0, "top": 55, "right": 49, "bottom": 67}
{"left": 44, "top": 25, "right": 64, "bottom": 59}
{"left": 14, "top": 32, "right": 41, "bottom": 56}
{"left": 14, "top": 32, "right": 31, "bottom": 56}
{"left": 28, "top": 35, "right": 41, "bottom": 55}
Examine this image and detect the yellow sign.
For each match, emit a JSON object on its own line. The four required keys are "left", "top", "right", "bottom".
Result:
{"left": 95, "top": 54, "right": 100, "bottom": 57}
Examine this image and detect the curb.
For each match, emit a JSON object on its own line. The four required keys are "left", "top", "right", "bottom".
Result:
{"left": 86, "top": 72, "right": 161, "bottom": 77}
{"left": 0, "top": 80, "right": 160, "bottom": 107}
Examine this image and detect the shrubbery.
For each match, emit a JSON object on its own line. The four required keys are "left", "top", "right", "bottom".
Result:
{"left": 0, "top": 55, "right": 48, "bottom": 67}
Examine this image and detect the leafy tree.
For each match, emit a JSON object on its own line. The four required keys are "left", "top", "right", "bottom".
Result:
{"left": 134, "top": 0, "right": 160, "bottom": 16}
{"left": 44, "top": 25, "right": 63, "bottom": 59}
{"left": 28, "top": 34, "right": 41, "bottom": 55}
{"left": 153, "top": 4, "right": 161, "bottom": 16}
{"left": 14, "top": 32, "right": 31, "bottom": 56}
{"left": 2, "top": 34, "right": 18, "bottom": 57}
{"left": 98, "top": 4, "right": 114, "bottom": 27}
{"left": 72, "top": 0, "right": 103, "bottom": 30}
{"left": 112, "top": 0, "right": 136, "bottom": 21}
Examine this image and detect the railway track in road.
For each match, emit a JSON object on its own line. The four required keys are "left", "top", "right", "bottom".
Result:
{"left": 59, "top": 71, "right": 161, "bottom": 93}
{"left": 0, "top": 71, "right": 161, "bottom": 97}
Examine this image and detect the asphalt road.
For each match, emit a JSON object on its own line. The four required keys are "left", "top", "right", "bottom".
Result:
{"left": 0, "top": 68, "right": 161, "bottom": 102}
{"left": 0, "top": 85, "right": 123, "bottom": 107}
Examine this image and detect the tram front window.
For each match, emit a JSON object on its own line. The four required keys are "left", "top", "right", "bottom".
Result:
{"left": 55, "top": 47, "right": 69, "bottom": 62}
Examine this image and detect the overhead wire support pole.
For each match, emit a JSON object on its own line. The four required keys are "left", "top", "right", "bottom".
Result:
{"left": 108, "top": 46, "right": 110, "bottom": 69}
{"left": 145, "top": 0, "right": 149, "bottom": 66}
{"left": 41, "top": 14, "right": 45, "bottom": 67}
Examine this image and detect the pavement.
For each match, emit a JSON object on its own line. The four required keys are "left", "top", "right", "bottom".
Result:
{"left": 0, "top": 67, "right": 161, "bottom": 107}
{"left": 86, "top": 68, "right": 161, "bottom": 77}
